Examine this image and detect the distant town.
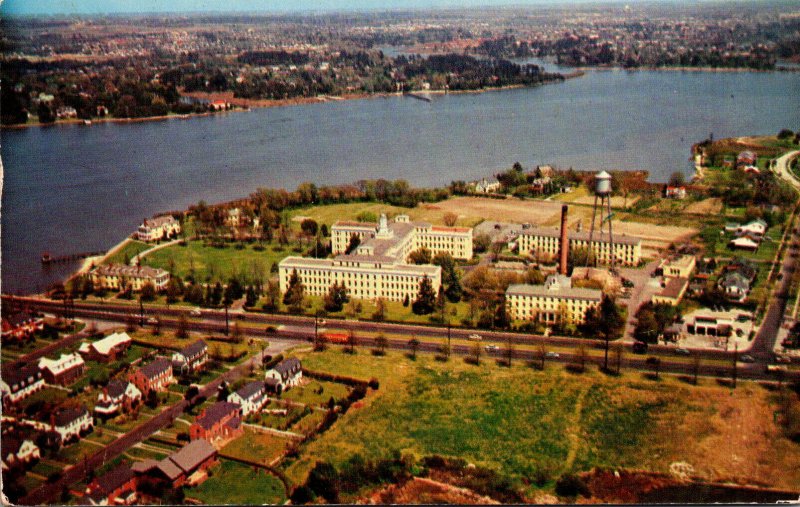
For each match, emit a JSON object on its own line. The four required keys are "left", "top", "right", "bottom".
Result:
{"left": 3, "top": 2, "right": 800, "bottom": 126}
{"left": 3, "top": 128, "right": 800, "bottom": 504}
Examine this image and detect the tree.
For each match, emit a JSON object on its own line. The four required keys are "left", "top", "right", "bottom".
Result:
{"left": 323, "top": 282, "right": 349, "bottom": 312}
{"left": 263, "top": 281, "right": 280, "bottom": 311}
{"left": 612, "top": 342, "right": 624, "bottom": 375}
{"left": 668, "top": 171, "right": 686, "bottom": 187}
{"left": 692, "top": 353, "right": 701, "bottom": 385}
{"left": 176, "top": 314, "right": 189, "bottom": 339}
{"left": 283, "top": 269, "right": 305, "bottom": 313}
{"left": 151, "top": 316, "right": 161, "bottom": 336}
{"left": 306, "top": 461, "right": 340, "bottom": 503}
{"left": 584, "top": 296, "right": 625, "bottom": 372}
{"left": 140, "top": 282, "right": 157, "bottom": 302}
{"left": 402, "top": 294, "right": 410, "bottom": 307}
{"left": 345, "top": 233, "right": 361, "bottom": 254}
{"left": 407, "top": 337, "right": 420, "bottom": 359}
{"left": 408, "top": 247, "right": 432, "bottom": 265}
{"left": 372, "top": 298, "right": 386, "bottom": 321}
{"left": 536, "top": 343, "right": 547, "bottom": 370}
{"left": 412, "top": 276, "right": 437, "bottom": 315}
{"left": 347, "top": 330, "right": 357, "bottom": 354}
{"left": 646, "top": 356, "right": 661, "bottom": 380}
{"left": 37, "top": 102, "right": 55, "bottom": 123}
{"left": 373, "top": 334, "right": 388, "bottom": 355}
{"left": 443, "top": 212, "right": 458, "bottom": 226}
{"left": 231, "top": 322, "right": 243, "bottom": 344}
{"left": 503, "top": 337, "right": 514, "bottom": 367}
{"left": 473, "top": 233, "right": 492, "bottom": 253}
{"left": 470, "top": 341, "right": 482, "bottom": 365}
{"left": 166, "top": 277, "right": 183, "bottom": 304}
{"left": 300, "top": 219, "right": 319, "bottom": 237}
{"left": 245, "top": 285, "right": 258, "bottom": 308}
{"left": 573, "top": 344, "right": 588, "bottom": 373}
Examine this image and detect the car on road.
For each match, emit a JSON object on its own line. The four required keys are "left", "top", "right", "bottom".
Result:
{"left": 146, "top": 317, "right": 159, "bottom": 325}
{"left": 485, "top": 345, "right": 499, "bottom": 352}
{"left": 632, "top": 341, "right": 648, "bottom": 354}
{"left": 545, "top": 351, "right": 560, "bottom": 358}
{"left": 468, "top": 334, "right": 482, "bottom": 341}
{"left": 738, "top": 354, "right": 755, "bottom": 363}
{"left": 775, "top": 355, "right": 792, "bottom": 364}
{"left": 674, "top": 348, "right": 691, "bottom": 355}
{"left": 190, "top": 308, "right": 202, "bottom": 317}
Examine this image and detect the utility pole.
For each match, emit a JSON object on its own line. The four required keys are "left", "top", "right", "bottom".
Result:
{"left": 732, "top": 343, "right": 738, "bottom": 389}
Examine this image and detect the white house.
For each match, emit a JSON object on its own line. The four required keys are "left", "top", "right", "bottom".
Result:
{"left": 78, "top": 332, "right": 132, "bottom": 362}
{"left": 736, "top": 219, "right": 767, "bottom": 238}
{"left": 265, "top": 358, "right": 302, "bottom": 393}
{"left": 729, "top": 236, "right": 760, "bottom": 251}
{"left": 38, "top": 353, "right": 85, "bottom": 386}
{"left": 227, "top": 381, "right": 268, "bottom": 417}
{"left": 51, "top": 406, "right": 93, "bottom": 444}
{"left": 135, "top": 215, "right": 181, "bottom": 242}
{"left": 94, "top": 380, "right": 142, "bottom": 417}
{"left": 1, "top": 363, "right": 45, "bottom": 404}
{"left": 474, "top": 178, "right": 501, "bottom": 194}
{"left": 1, "top": 436, "right": 40, "bottom": 471}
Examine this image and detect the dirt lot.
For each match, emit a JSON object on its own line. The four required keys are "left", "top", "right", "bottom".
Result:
{"left": 427, "top": 196, "right": 696, "bottom": 252}
{"left": 683, "top": 198, "right": 724, "bottom": 215}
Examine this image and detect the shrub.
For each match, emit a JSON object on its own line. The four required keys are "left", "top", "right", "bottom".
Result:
{"left": 555, "top": 473, "right": 590, "bottom": 498}
{"left": 368, "top": 378, "right": 380, "bottom": 390}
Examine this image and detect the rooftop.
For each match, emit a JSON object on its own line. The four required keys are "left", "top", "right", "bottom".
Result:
{"left": 93, "top": 263, "right": 169, "bottom": 279}
{"left": 79, "top": 332, "right": 131, "bottom": 356}
{"left": 195, "top": 401, "right": 240, "bottom": 430}
{"left": 520, "top": 227, "right": 641, "bottom": 246}
{"left": 138, "top": 358, "right": 171, "bottom": 380}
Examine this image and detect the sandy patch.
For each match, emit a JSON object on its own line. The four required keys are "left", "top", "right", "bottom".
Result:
{"left": 571, "top": 195, "right": 640, "bottom": 208}
{"left": 684, "top": 198, "right": 724, "bottom": 215}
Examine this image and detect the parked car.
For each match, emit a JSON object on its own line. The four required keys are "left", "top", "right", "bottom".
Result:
{"left": 485, "top": 345, "right": 499, "bottom": 352}
{"left": 675, "top": 348, "right": 691, "bottom": 355}
{"left": 775, "top": 355, "right": 792, "bottom": 364}
{"left": 468, "top": 334, "right": 482, "bottom": 341}
{"left": 545, "top": 351, "right": 560, "bottom": 358}
{"left": 146, "top": 317, "right": 159, "bottom": 325}
{"left": 190, "top": 308, "right": 202, "bottom": 317}
{"left": 739, "top": 354, "right": 755, "bottom": 363}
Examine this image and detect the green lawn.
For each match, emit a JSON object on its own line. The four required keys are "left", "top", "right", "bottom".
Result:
{"left": 281, "top": 348, "right": 800, "bottom": 494}
{"left": 104, "top": 239, "right": 150, "bottom": 266}
{"left": 139, "top": 240, "right": 292, "bottom": 284}
{"left": 281, "top": 379, "right": 350, "bottom": 407}
{"left": 288, "top": 201, "right": 483, "bottom": 230}
{"left": 221, "top": 428, "right": 290, "bottom": 463}
{"left": 186, "top": 460, "right": 286, "bottom": 505}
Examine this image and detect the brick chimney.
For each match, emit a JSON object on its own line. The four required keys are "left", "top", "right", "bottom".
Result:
{"left": 559, "top": 205, "right": 569, "bottom": 275}
{"left": 50, "top": 413, "right": 56, "bottom": 431}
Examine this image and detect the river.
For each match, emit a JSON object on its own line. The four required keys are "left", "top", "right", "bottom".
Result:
{"left": 2, "top": 69, "right": 799, "bottom": 294}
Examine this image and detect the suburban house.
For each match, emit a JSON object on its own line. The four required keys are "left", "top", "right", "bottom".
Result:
{"left": 742, "top": 165, "right": 761, "bottom": 175}
{"left": 664, "top": 186, "right": 687, "bottom": 199}
{"left": 78, "top": 332, "right": 132, "bottom": 363}
{"left": 85, "top": 464, "right": 138, "bottom": 506}
{"left": 736, "top": 219, "right": 767, "bottom": 238}
{"left": 91, "top": 264, "right": 171, "bottom": 292}
{"left": 0, "top": 363, "right": 45, "bottom": 404}
{"left": 719, "top": 271, "right": 751, "bottom": 301}
{"left": 135, "top": 215, "right": 181, "bottom": 242}
{"left": 652, "top": 277, "right": 689, "bottom": 306}
{"left": 51, "top": 405, "right": 93, "bottom": 444}
{"left": 94, "top": 381, "right": 142, "bottom": 417}
{"left": 1, "top": 311, "right": 44, "bottom": 342}
{"left": 38, "top": 353, "right": 85, "bottom": 386}
{"left": 227, "top": 381, "right": 268, "bottom": 417}
{"left": 729, "top": 236, "right": 760, "bottom": 251}
{"left": 189, "top": 401, "right": 243, "bottom": 443}
{"left": 265, "top": 358, "right": 303, "bottom": 393}
{"left": 132, "top": 439, "right": 217, "bottom": 488}
{"left": 473, "top": 178, "right": 501, "bottom": 194}
{"left": 129, "top": 358, "right": 173, "bottom": 394}
{"left": 726, "top": 258, "right": 758, "bottom": 281}
{"left": 1, "top": 436, "right": 40, "bottom": 471}
{"left": 171, "top": 340, "right": 209, "bottom": 375}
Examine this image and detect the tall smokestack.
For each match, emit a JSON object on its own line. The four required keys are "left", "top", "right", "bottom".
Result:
{"left": 559, "top": 205, "right": 569, "bottom": 275}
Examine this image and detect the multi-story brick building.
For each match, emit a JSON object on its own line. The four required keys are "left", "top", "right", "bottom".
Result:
{"left": 91, "top": 264, "right": 170, "bottom": 292}
{"left": 129, "top": 358, "right": 173, "bottom": 394}
{"left": 517, "top": 227, "right": 641, "bottom": 266}
{"left": 506, "top": 274, "right": 603, "bottom": 325}
{"left": 135, "top": 215, "right": 181, "bottom": 242}
{"left": 38, "top": 353, "right": 85, "bottom": 386}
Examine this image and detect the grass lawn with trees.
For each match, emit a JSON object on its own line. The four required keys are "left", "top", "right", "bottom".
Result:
{"left": 104, "top": 239, "right": 151, "bottom": 266}
{"left": 186, "top": 460, "right": 286, "bottom": 505}
{"left": 138, "top": 240, "right": 291, "bottom": 284}
{"left": 281, "top": 349, "right": 800, "bottom": 497}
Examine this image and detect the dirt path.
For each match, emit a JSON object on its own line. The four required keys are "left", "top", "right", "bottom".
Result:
{"left": 563, "top": 386, "right": 590, "bottom": 472}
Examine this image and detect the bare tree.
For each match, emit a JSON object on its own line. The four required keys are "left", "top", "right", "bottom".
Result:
{"left": 646, "top": 356, "right": 661, "bottom": 380}
{"left": 408, "top": 337, "right": 420, "bottom": 360}
{"left": 574, "top": 344, "right": 587, "bottom": 373}
{"left": 347, "top": 329, "right": 357, "bottom": 354}
{"left": 373, "top": 334, "right": 388, "bottom": 356}
{"left": 536, "top": 343, "right": 547, "bottom": 370}
{"left": 613, "top": 343, "right": 624, "bottom": 375}
{"left": 176, "top": 314, "right": 189, "bottom": 339}
{"left": 503, "top": 337, "right": 514, "bottom": 367}
{"left": 692, "top": 354, "right": 702, "bottom": 385}
{"left": 443, "top": 212, "right": 458, "bottom": 227}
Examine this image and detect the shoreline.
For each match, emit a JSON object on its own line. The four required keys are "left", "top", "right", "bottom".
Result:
{"left": 0, "top": 71, "right": 576, "bottom": 131}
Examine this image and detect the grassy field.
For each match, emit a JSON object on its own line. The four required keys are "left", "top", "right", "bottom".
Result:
{"left": 139, "top": 240, "right": 291, "bottom": 284}
{"left": 186, "top": 460, "right": 286, "bottom": 505}
{"left": 289, "top": 201, "right": 482, "bottom": 229}
{"left": 281, "top": 379, "right": 350, "bottom": 407}
{"left": 221, "top": 428, "right": 291, "bottom": 463}
{"left": 104, "top": 239, "right": 150, "bottom": 266}
{"left": 281, "top": 349, "right": 800, "bottom": 496}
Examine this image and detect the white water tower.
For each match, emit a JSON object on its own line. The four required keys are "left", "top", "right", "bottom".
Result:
{"left": 587, "top": 170, "right": 616, "bottom": 269}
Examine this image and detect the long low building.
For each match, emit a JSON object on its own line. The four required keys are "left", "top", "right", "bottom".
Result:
{"left": 506, "top": 274, "right": 602, "bottom": 325}
{"left": 279, "top": 255, "right": 441, "bottom": 302}
{"left": 517, "top": 227, "right": 642, "bottom": 266}
{"left": 91, "top": 263, "right": 170, "bottom": 292}
{"left": 280, "top": 213, "right": 469, "bottom": 303}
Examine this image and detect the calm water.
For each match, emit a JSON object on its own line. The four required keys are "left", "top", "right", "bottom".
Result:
{"left": 2, "top": 69, "right": 799, "bottom": 294}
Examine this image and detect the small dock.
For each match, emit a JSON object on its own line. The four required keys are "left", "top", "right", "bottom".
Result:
{"left": 41, "top": 250, "right": 105, "bottom": 265}
{"left": 404, "top": 92, "right": 432, "bottom": 103}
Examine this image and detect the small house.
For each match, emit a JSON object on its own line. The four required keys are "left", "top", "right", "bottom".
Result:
{"left": 171, "top": 340, "right": 208, "bottom": 375}
{"left": 85, "top": 464, "right": 137, "bottom": 506}
{"left": 189, "top": 401, "right": 243, "bottom": 442}
{"left": 51, "top": 405, "right": 93, "bottom": 444}
{"left": 79, "top": 332, "right": 132, "bottom": 363}
{"left": 0, "top": 363, "right": 45, "bottom": 404}
{"left": 133, "top": 439, "right": 217, "bottom": 488}
{"left": 1, "top": 436, "right": 40, "bottom": 471}
{"left": 38, "top": 353, "right": 85, "bottom": 386}
{"left": 227, "top": 381, "right": 268, "bottom": 417}
{"left": 1, "top": 312, "right": 44, "bottom": 342}
{"left": 265, "top": 358, "right": 302, "bottom": 393}
{"left": 129, "top": 358, "right": 173, "bottom": 395}
{"left": 664, "top": 186, "right": 687, "bottom": 199}
{"left": 95, "top": 381, "right": 142, "bottom": 417}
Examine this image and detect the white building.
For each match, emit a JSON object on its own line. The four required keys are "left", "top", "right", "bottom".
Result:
{"left": 281, "top": 213, "right": 471, "bottom": 303}
{"left": 51, "top": 406, "right": 93, "bottom": 444}
{"left": 135, "top": 215, "right": 181, "bottom": 242}
{"left": 265, "top": 358, "right": 302, "bottom": 393}
{"left": 736, "top": 219, "right": 767, "bottom": 238}
{"left": 94, "top": 381, "right": 142, "bottom": 417}
{"left": 517, "top": 227, "right": 642, "bottom": 266}
{"left": 506, "top": 274, "right": 602, "bottom": 325}
{"left": 227, "top": 381, "right": 268, "bottom": 417}
{"left": 0, "top": 364, "right": 45, "bottom": 404}
{"left": 91, "top": 264, "right": 170, "bottom": 292}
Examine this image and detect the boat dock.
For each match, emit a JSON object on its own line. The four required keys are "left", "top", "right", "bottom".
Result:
{"left": 41, "top": 250, "right": 105, "bottom": 264}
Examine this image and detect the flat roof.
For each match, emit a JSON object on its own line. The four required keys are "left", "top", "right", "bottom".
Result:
{"left": 506, "top": 283, "right": 602, "bottom": 301}
{"left": 520, "top": 227, "right": 641, "bottom": 246}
